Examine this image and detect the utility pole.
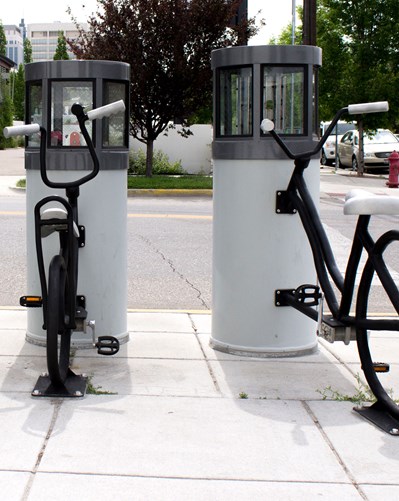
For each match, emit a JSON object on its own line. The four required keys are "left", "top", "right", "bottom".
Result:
{"left": 303, "top": 0, "right": 317, "bottom": 45}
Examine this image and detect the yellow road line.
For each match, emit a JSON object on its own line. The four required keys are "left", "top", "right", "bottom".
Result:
{"left": 0, "top": 211, "right": 211, "bottom": 220}
{"left": 0, "top": 211, "right": 26, "bottom": 216}
{"left": 127, "top": 213, "right": 212, "bottom": 220}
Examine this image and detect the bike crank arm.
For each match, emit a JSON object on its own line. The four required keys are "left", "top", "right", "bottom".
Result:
{"left": 87, "top": 320, "right": 120, "bottom": 356}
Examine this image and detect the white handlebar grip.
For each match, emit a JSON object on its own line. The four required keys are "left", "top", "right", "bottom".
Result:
{"left": 348, "top": 101, "right": 389, "bottom": 115}
{"left": 3, "top": 123, "right": 40, "bottom": 138}
{"left": 86, "top": 100, "right": 126, "bottom": 121}
{"left": 260, "top": 119, "right": 275, "bottom": 133}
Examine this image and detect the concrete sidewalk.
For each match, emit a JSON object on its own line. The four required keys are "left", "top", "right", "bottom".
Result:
{"left": 0, "top": 309, "right": 398, "bottom": 500}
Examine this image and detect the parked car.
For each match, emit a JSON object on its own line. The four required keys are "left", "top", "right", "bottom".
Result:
{"left": 320, "top": 121, "right": 355, "bottom": 166}
{"left": 337, "top": 129, "right": 399, "bottom": 171}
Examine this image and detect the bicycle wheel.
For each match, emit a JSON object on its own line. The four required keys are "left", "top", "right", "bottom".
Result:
{"left": 46, "top": 254, "right": 72, "bottom": 387}
{"left": 356, "top": 254, "right": 399, "bottom": 420}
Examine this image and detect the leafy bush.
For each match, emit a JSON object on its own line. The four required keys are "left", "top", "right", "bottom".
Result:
{"left": 0, "top": 93, "right": 14, "bottom": 150}
{"left": 129, "top": 149, "right": 184, "bottom": 175}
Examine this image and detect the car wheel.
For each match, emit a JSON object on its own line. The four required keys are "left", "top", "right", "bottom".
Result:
{"left": 321, "top": 150, "right": 329, "bottom": 166}
{"left": 352, "top": 156, "right": 358, "bottom": 171}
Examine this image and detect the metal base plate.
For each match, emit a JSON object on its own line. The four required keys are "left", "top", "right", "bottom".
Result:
{"left": 32, "top": 371, "right": 88, "bottom": 398}
{"left": 354, "top": 402, "right": 399, "bottom": 435}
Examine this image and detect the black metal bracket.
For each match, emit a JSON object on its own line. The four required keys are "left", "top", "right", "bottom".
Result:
{"left": 275, "top": 285, "right": 322, "bottom": 307}
{"left": 276, "top": 191, "right": 297, "bottom": 214}
{"left": 275, "top": 289, "right": 295, "bottom": 306}
{"left": 32, "top": 369, "right": 88, "bottom": 398}
{"left": 354, "top": 402, "right": 399, "bottom": 436}
{"left": 78, "top": 225, "right": 86, "bottom": 247}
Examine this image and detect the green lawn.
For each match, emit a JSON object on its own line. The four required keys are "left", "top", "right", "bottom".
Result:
{"left": 127, "top": 175, "right": 212, "bottom": 190}
{"left": 17, "top": 175, "right": 213, "bottom": 191}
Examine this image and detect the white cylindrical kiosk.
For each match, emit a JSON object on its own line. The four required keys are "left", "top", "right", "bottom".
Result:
{"left": 211, "top": 45, "right": 322, "bottom": 357}
{"left": 24, "top": 60, "right": 130, "bottom": 347}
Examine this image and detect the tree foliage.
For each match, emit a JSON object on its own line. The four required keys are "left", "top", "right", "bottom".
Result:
{"left": 0, "top": 80, "right": 14, "bottom": 149}
{"left": 0, "top": 22, "right": 6, "bottom": 56}
{"left": 11, "top": 64, "right": 25, "bottom": 120}
{"left": 68, "top": 0, "right": 257, "bottom": 176}
{"left": 318, "top": 0, "right": 399, "bottom": 130}
{"left": 272, "top": 1, "right": 399, "bottom": 174}
{"left": 317, "top": 0, "right": 399, "bottom": 173}
{"left": 24, "top": 38, "right": 33, "bottom": 64}
{"left": 53, "top": 32, "right": 70, "bottom": 60}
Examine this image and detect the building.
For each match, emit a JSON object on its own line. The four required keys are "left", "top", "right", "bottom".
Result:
{"left": 27, "top": 22, "right": 87, "bottom": 62}
{"left": 4, "top": 24, "right": 24, "bottom": 67}
{"left": 0, "top": 54, "right": 17, "bottom": 74}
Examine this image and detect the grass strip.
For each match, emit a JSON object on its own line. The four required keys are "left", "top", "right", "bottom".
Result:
{"left": 128, "top": 175, "right": 212, "bottom": 190}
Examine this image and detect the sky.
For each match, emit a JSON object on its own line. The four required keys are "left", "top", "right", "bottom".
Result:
{"left": 2, "top": 0, "right": 300, "bottom": 43}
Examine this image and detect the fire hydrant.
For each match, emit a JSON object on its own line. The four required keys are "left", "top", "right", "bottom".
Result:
{"left": 386, "top": 150, "right": 399, "bottom": 188}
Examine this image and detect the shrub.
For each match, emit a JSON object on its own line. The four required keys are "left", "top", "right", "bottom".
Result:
{"left": 129, "top": 149, "right": 184, "bottom": 175}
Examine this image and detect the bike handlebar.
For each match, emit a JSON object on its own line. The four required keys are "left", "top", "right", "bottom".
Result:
{"left": 86, "top": 100, "right": 125, "bottom": 121}
{"left": 347, "top": 101, "right": 389, "bottom": 115}
{"left": 3, "top": 123, "right": 41, "bottom": 138}
{"left": 2, "top": 100, "right": 126, "bottom": 191}
{"left": 261, "top": 100, "right": 389, "bottom": 161}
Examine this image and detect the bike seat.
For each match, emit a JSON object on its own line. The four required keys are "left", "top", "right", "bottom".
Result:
{"left": 344, "top": 189, "right": 399, "bottom": 216}
{"left": 40, "top": 208, "right": 80, "bottom": 238}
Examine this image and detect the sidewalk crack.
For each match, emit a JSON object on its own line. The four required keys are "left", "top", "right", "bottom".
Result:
{"left": 22, "top": 400, "right": 62, "bottom": 500}
{"left": 301, "top": 401, "right": 368, "bottom": 500}
{"left": 139, "top": 235, "right": 210, "bottom": 309}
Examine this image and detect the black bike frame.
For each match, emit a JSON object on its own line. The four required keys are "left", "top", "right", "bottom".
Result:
{"left": 34, "top": 106, "right": 97, "bottom": 332}
{"left": 280, "top": 152, "right": 399, "bottom": 334}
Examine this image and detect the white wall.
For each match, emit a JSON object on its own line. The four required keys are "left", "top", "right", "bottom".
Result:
{"left": 130, "top": 124, "right": 213, "bottom": 174}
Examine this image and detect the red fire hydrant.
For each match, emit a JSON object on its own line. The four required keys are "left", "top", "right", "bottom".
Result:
{"left": 386, "top": 150, "right": 399, "bottom": 188}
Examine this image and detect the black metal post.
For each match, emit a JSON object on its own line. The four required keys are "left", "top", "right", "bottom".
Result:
{"left": 303, "top": 0, "right": 317, "bottom": 46}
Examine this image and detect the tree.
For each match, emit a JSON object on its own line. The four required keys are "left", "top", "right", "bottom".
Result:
{"left": 68, "top": 0, "right": 258, "bottom": 176}
{"left": 24, "top": 38, "right": 33, "bottom": 64}
{"left": 317, "top": 0, "right": 399, "bottom": 174}
{"left": 0, "top": 22, "right": 6, "bottom": 56}
{"left": 273, "top": 1, "right": 399, "bottom": 175}
{"left": 11, "top": 64, "right": 25, "bottom": 120}
{"left": 53, "top": 32, "right": 70, "bottom": 60}
{"left": 0, "top": 81, "right": 14, "bottom": 149}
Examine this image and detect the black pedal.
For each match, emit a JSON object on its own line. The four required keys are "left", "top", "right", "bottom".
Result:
{"left": 20, "top": 296, "right": 42, "bottom": 308}
{"left": 294, "top": 284, "right": 321, "bottom": 307}
{"left": 372, "top": 362, "right": 390, "bottom": 373}
{"left": 96, "top": 336, "right": 120, "bottom": 356}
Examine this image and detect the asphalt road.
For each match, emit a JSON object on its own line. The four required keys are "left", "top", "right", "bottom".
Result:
{"left": 0, "top": 151, "right": 398, "bottom": 314}
{"left": 0, "top": 193, "right": 213, "bottom": 310}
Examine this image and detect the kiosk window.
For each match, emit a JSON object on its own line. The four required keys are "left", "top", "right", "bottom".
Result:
{"left": 102, "top": 81, "right": 128, "bottom": 148}
{"left": 50, "top": 81, "right": 93, "bottom": 147}
{"left": 218, "top": 67, "right": 252, "bottom": 136}
{"left": 262, "top": 66, "right": 305, "bottom": 135}
{"left": 27, "top": 82, "right": 43, "bottom": 147}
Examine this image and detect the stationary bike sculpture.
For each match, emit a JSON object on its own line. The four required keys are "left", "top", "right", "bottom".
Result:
{"left": 262, "top": 101, "right": 399, "bottom": 434}
{"left": 4, "top": 100, "right": 125, "bottom": 397}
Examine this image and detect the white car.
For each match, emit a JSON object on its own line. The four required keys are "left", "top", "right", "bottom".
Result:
{"left": 337, "top": 129, "right": 399, "bottom": 171}
{"left": 320, "top": 121, "right": 355, "bottom": 166}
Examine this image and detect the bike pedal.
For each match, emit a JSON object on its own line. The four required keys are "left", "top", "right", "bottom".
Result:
{"left": 294, "top": 284, "right": 322, "bottom": 307}
{"left": 95, "top": 336, "right": 120, "bottom": 356}
{"left": 372, "top": 362, "right": 390, "bottom": 373}
{"left": 20, "top": 296, "right": 42, "bottom": 308}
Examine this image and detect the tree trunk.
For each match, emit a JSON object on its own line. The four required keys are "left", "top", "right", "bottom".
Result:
{"left": 145, "top": 139, "right": 154, "bottom": 177}
{"left": 357, "top": 119, "right": 364, "bottom": 177}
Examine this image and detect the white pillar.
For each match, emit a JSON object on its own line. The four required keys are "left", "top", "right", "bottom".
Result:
{"left": 25, "top": 169, "right": 128, "bottom": 348}
{"left": 211, "top": 158, "right": 319, "bottom": 357}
